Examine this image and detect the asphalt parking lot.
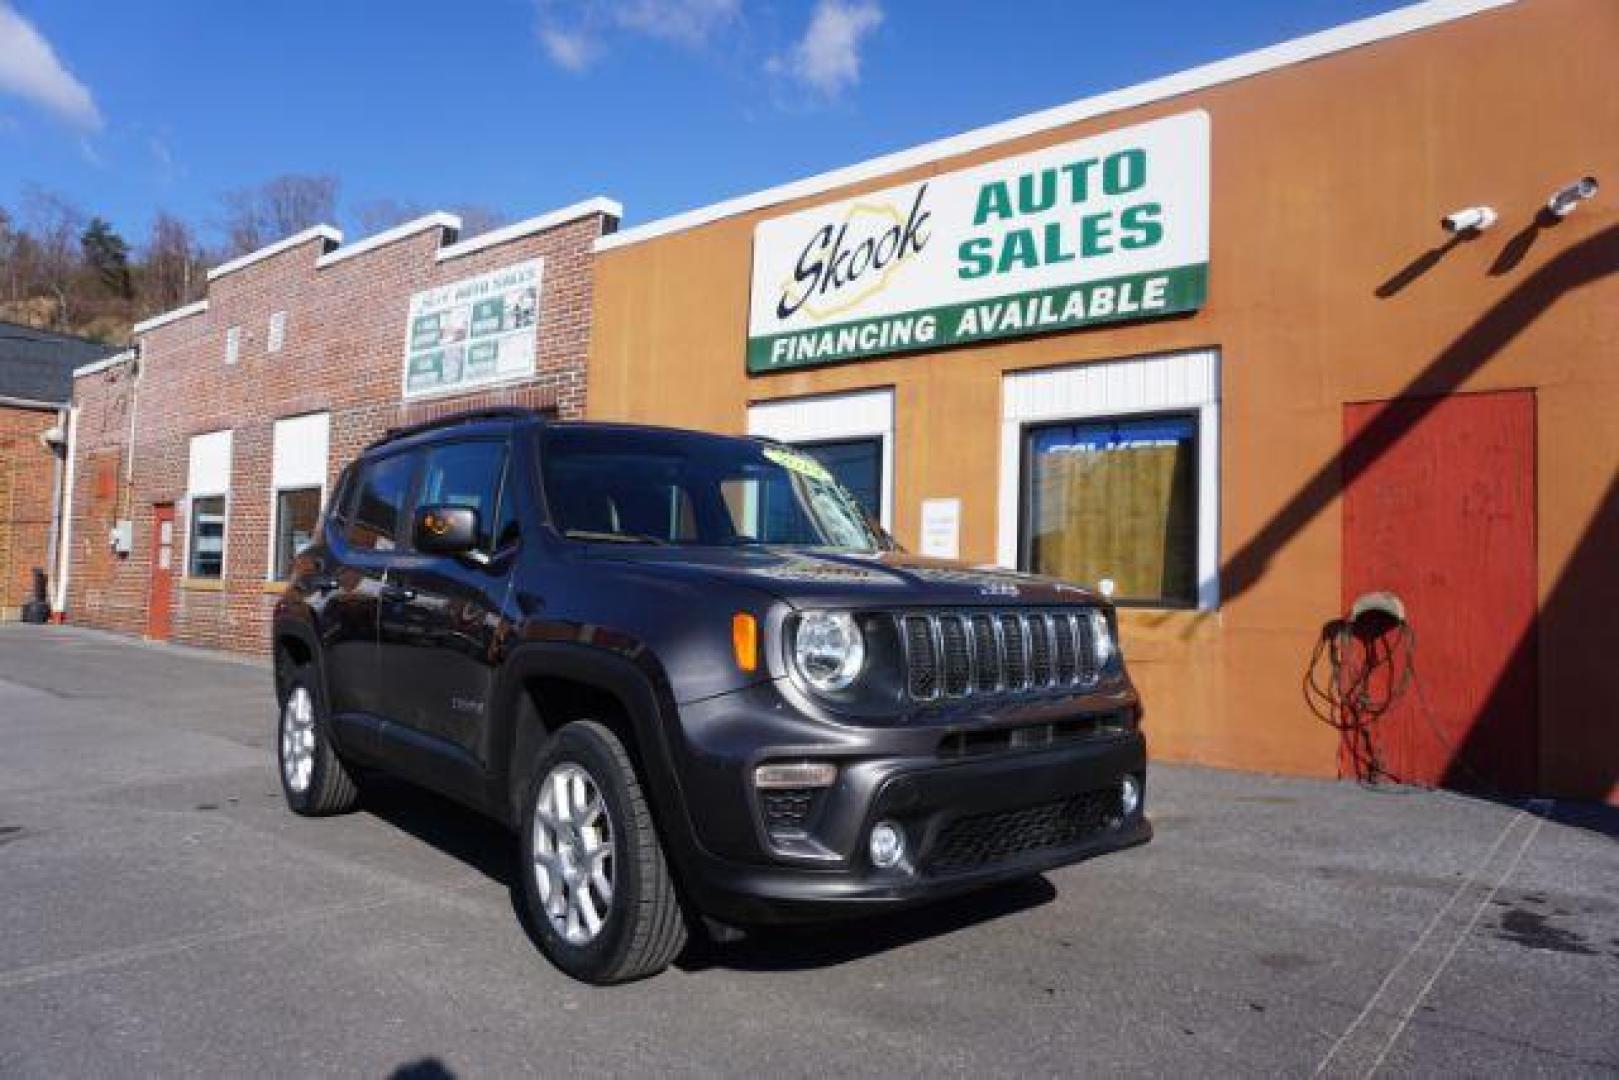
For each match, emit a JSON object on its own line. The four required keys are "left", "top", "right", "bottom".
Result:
{"left": 0, "top": 624, "right": 1615, "bottom": 1078}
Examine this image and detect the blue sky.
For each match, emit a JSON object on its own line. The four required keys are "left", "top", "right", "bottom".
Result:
{"left": 2, "top": 0, "right": 1411, "bottom": 248}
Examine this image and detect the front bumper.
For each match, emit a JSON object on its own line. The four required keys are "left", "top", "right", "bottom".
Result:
{"left": 670, "top": 681, "right": 1150, "bottom": 924}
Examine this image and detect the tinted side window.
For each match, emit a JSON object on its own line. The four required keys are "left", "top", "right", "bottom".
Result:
{"left": 345, "top": 452, "right": 417, "bottom": 551}
{"left": 419, "top": 440, "right": 509, "bottom": 552}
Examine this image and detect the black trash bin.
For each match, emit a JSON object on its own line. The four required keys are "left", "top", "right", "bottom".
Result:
{"left": 20, "top": 568, "right": 51, "bottom": 624}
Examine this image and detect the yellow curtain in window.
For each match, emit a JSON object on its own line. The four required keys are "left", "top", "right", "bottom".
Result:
{"left": 1031, "top": 443, "right": 1195, "bottom": 603}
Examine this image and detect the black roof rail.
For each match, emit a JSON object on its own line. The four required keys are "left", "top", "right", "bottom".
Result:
{"left": 368, "top": 406, "right": 545, "bottom": 451}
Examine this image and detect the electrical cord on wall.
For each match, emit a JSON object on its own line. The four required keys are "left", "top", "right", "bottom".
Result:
{"left": 1304, "top": 600, "right": 1496, "bottom": 794}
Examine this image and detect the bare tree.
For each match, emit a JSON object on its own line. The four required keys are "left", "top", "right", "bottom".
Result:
{"left": 218, "top": 174, "right": 340, "bottom": 256}
{"left": 139, "top": 211, "right": 206, "bottom": 313}
{"left": 20, "top": 185, "right": 88, "bottom": 329}
{"left": 352, "top": 197, "right": 428, "bottom": 236}
{"left": 450, "top": 203, "right": 509, "bottom": 239}
{"left": 351, "top": 198, "right": 509, "bottom": 241}
{"left": 0, "top": 206, "right": 19, "bottom": 302}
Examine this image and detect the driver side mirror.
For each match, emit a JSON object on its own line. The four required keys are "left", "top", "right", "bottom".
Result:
{"left": 413, "top": 504, "right": 480, "bottom": 556}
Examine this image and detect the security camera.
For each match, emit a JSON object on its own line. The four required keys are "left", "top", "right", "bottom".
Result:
{"left": 1546, "top": 176, "right": 1598, "bottom": 218}
{"left": 37, "top": 425, "right": 66, "bottom": 449}
{"left": 1441, "top": 206, "right": 1498, "bottom": 234}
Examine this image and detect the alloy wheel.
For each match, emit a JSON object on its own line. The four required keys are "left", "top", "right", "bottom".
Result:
{"left": 531, "top": 763, "right": 616, "bottom": 945}
{"left": 280, "top": 686, "right": 317, "bottom": 794}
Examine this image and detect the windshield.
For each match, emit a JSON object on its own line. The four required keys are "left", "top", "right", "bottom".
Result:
{"left": 541, "top": 426, "right": 888, "bottom": 551}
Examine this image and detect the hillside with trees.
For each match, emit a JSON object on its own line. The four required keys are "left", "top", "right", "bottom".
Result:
{"left": 0, "top": 175, "right": 506, "bottom": 345}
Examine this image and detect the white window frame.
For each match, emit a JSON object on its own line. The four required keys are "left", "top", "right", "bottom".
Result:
{"left": 997, "top": 349, "right": 1221, "bottom": 610}
{"left": 184, "top": 429, "right": 233, "bottom": 580}
{"left": 225, "top": 326, "right": 241, "bottom": 365}
{"left": 267, "top": 412, "right": 330, "bottom": 580}
{"left": 268, "top": 311, "right": 287, "bottom": 353}
{"left": 747, "top": 387, "right": 895, "bottom": 530}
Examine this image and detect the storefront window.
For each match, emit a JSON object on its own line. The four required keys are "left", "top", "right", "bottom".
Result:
{"left": 273, "top": 488, "right": 322, "bottom": 579}
{"left": 188, "top": 496, "right": 226, "bottom": 578}
{"left": 1022, "top": 414, "right": 1198, "bottom": 607}
{"left": 794, "top": 438, "right": 882, "bottom": 524}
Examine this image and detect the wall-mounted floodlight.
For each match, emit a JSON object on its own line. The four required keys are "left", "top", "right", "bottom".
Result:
{"left": 1546, "top": 177, "right": 1598, "bottom": 218}
{"left": 1441, "top": 206, "right": 1498, "bottom": 234}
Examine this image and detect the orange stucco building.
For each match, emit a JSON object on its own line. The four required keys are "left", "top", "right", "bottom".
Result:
{"left": 585, "top": 0, "right": 1619, "bottom": 801}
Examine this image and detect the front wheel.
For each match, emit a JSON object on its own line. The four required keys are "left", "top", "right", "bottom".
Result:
{"left": 277, "top": 668, "right": 360, "bottom": 816}
{"left": 519, "top": 721, "right": 688, "bottom": 983}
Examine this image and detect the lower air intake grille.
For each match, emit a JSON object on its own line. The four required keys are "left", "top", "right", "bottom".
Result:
{"left": 761, "top": 788, "right": 820, "bottom": 832}
{"left": 925, "top": 789, "right": 1120, "bottom": 873}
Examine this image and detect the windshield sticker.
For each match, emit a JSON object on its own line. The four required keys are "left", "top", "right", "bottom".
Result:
{"left": 763, "top": 445, "right": 834, "bottom": 484}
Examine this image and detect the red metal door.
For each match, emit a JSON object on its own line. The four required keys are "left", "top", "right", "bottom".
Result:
{"left": 146, "top": 504, "right": 176, "bottom": 640}
{"left": 1342, "top": 390, "right": 1538, "bottom": 794}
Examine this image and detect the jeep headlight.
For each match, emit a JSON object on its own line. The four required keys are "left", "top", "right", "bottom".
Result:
{"left": 793, "top": 611, "right": 866, "bottom": 692}
{"left": 1089, "top": 608, "right": 1116, "bottom": 668}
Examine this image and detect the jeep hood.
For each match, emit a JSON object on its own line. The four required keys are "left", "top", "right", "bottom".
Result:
{"left": 580, "top": 546, "right": 1104, "bottom": 608}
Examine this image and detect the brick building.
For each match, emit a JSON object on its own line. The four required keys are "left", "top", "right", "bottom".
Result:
{"left": 62, "top": 198, "right": 617, "bottom": 652}
{"left": 0, "top": 322, "right": 118, "bottom": 620}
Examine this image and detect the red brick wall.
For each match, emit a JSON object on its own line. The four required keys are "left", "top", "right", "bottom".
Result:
{"left": 65, "top": 209, "right": 610, "bottom": 653}
{"left": 0, "top": 404, "right": 65, "bottom": 619}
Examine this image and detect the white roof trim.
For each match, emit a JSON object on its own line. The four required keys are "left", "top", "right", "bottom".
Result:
{"left": 435, "top": 197, "right": 624, "bottom": 262}
{"left": 597, "top": 0, "right": 1516, "bottom": 252}
{"left": 72, "top": 348, "right": 137, "bottom": 378}
{"left": 131, "top": 301, "right": 208, "bottom": 335}
{"left": 0, "top": 392, "right": 67, "bottom": 410}
{"left": 315, "top": 212, "right": 461, "bottom": 269}
{"left": 206, "top": 226, "right": 343, "bottom": 282}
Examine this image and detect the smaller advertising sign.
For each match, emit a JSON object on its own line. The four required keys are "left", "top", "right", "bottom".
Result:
{"left": 402, "top": 259, "right": 544, "bottom": 399}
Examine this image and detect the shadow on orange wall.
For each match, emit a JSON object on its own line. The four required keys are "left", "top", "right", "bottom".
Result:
{"left": 1227, "top": 224, "right": 1618, "bottom": 800}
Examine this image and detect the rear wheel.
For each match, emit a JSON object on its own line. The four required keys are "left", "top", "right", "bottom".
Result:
{"left": 519, "top": 721, "right": 688, "bottom": 983}
{"left": 277, "top": 667, "right": 360, "bottom": 816}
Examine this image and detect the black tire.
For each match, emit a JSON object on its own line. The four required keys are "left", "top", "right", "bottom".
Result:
{"left": 276, "top": 665, "right": 360, "bottom": 817}
{"left": 519, "top": 721, "right": 688, "bottom": 984}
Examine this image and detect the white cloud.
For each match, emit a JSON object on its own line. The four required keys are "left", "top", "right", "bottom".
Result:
{"left": 534, "top": 0, "right": 740, "bottom": 72}
{"left": 0, "top": 3, "right": 101, "bottom": 130}
{"left": 773, "top": 0, "right": 882, "bottom": 98}
{"left": 613, "top": 0, "right": 739, "bottom": 46}
{"left": 538, "top": 24, "right": 600, "bottom": 71}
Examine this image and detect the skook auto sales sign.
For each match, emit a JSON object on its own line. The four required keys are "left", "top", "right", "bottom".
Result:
{"left": 747, "top": 111, "right": 1209, "bottom": 373}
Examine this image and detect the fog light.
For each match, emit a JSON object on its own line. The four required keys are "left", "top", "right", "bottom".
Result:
{"left": 869, "top": 821, "right": 905, "bottom": 868}
{"left": 1120, "top": 774, "right": 1142, "bottom": 818}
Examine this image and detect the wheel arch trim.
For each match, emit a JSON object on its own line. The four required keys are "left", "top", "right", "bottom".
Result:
{"left": 489, "top": 642, "right": 704, "bottom": 861}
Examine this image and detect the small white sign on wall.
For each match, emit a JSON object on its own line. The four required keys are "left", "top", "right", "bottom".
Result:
{"left": 920, "top": 498, "right": 961, "bottom": 560}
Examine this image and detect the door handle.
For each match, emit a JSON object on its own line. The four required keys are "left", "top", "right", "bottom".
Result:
{"left": 381, "top": 584, "right": 417, "bottom": 603}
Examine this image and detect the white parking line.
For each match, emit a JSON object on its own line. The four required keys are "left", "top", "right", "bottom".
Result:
{"left": 1315, "top": 808, "right": 1543, "bottom": 1078}
{"left": 1364, "top": 814, "right": 1543, "bottom": 1076}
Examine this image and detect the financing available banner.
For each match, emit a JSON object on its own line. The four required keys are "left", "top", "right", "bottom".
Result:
{"left": 403, "top": 259, "right": 543, "bottom": 399}
{"left": 746, "top": 111, "right": 1209, "bottom": 374}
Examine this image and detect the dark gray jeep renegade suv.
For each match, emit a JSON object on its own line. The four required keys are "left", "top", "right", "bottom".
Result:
{"left": 273, "top": 407, "right": 1149, "bottom": 983}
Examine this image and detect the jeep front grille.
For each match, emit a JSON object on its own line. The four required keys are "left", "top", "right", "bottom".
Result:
{"left": 898, "top": 609, "right": 1104, "bottom": 702}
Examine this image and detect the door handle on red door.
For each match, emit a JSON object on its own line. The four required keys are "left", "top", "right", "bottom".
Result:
{"left": 381, "top": 584, "right": 417, "bottom": 602}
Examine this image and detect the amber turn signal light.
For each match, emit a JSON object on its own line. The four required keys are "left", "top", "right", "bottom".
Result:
{"left": 732, "top": 612, "right": 758, "bottom": 672}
